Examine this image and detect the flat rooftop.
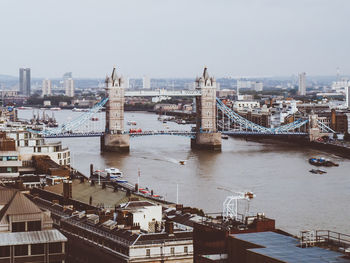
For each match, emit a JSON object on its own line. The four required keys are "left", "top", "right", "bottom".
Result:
{"left": 231, "top": 232, "right": 350, "bottom": 263}
{"left": 45, "top": 179, "right": 168, "bottom": 208}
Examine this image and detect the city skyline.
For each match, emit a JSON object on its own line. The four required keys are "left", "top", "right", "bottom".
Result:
{"left": 0, "top": 0, "right": 349, "bottom": 78}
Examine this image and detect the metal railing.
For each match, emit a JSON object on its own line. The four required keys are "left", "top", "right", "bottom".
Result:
{"left": 316, "top": 230, "right": 350, "bottom": 250}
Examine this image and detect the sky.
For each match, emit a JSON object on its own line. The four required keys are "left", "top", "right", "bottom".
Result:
{"left": 0, "top": 0, "right": 349, "bottom": 78}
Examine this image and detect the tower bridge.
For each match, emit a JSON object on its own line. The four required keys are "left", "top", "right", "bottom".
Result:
{"left": 32, "top": 66, "right": 336, "bottom": 152}
{"left": 101, "top": 66, "right": 221, "bottom": 152}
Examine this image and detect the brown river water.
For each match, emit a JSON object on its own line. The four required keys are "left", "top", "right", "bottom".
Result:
{"left": 19, "top": 109, "right": 350, "bottom": 235}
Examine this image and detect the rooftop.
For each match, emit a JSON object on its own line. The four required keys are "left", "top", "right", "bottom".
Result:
{"left": 231, "top": 231, "right": 350, "bottom": 263}
{"left": 0, "top": 229, "right": 67, "bottom": 246}
{"left": 0, "top": 188, "right": 42, "bottom": 225}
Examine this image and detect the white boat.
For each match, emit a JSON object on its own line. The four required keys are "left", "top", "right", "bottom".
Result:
{"left": 127, "top": 121, "right": 137, "bottom": 125}
{"left": 50, "top": 107, "right": 61, "bottom": 111}
{"left": 94, "top": 167, "right": 123, "bottom": 182}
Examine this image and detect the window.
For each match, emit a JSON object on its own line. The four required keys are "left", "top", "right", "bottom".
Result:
{"left": 0, "top": 246, "right": 10, "bottom": 257}
{"left": 12, "top": 222, "right": 25, "bottom": 232}
{"left": 184, "top": 246, "right": 188, "bottom": 254}
{"left": 37, "top": 147, "right": 41, "bottom": 152}
{"left": 28, "top": 221, "right": 41, "bottom": 231}
{"left": 146, "top": 249, "right": 150, "bottom": 256}
{"left": 31, "top": 244, "right": 44, "bottom": 255}
{"left": 15, "top": 245, "right": 28, "bottom": 256}
{"left": 170, "top": 247, "right": 175, "bottom": 255}
{"left": 49, "top": 242, "right": 62, "bottom": 254}
{"left": 58, "top": 153, "right": 61, "bottom": 159}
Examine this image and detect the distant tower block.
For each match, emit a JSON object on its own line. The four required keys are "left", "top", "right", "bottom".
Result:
{"left": 191, "top": 67, "right": 222, "bottom": 151}
{"left": 101, "top": 67, "right": 130, "bottom": 152}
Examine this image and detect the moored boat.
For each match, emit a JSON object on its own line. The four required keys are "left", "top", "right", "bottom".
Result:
{"left": 309, "top": 169, "right": 327, "bottom": 174}
{"left": 221, "top": 134, "right": 229, "bottom": 139}
{"left": 309, "top": 157, "right": 339, "bottom": 167}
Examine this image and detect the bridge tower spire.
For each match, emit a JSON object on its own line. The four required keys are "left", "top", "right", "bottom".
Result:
{"left": 101, "top": 66, "right": 130, "bottom": 152}
{"left": 191, "top": 67, "right": 222, "bottom": 151}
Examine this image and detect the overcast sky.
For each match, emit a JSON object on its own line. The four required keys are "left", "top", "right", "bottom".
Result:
{"left": 0, "top": 0, "right": 349, "bottom": 78}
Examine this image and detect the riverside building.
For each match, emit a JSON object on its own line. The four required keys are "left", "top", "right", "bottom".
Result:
{"left": 0, "top": 125, "right": 70, "bottom": 166}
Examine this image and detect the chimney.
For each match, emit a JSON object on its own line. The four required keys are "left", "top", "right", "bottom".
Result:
{"left": 90, "top": 164, "right": 94, "bottom": 177}
{"left": 63, "top": 180, "right": 72, "bottom": 199}
{"left": 165, "top": 220, "right": 174, "bottom": 235}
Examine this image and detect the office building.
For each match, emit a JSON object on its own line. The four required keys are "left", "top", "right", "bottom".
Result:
{"left": 332, "top": 78, "right": 350, "bottom": 93}
{"left": 19, "top": 68, "right": 31, "bottom": 96}
{"left": 125, "top": 76, "right": 130, "bottom": 89}
{"left": 42, "top": 79, "right": 52, "bottom": 97}
{"left": 237, "top": 80, "right": 263, "bottom": 92}
{"left": 64, "top": 78, "right": 74, "bottom": 97}
{"left": 298, "top": 72, "right": 306, "bottom": 96}
{"left": 143, "top": 76, "right": 151, "bottom": 89}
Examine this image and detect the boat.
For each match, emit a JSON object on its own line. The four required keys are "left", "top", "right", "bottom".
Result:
{"left": 50, "top": 107, "right": 61, "bottom": 111}
{"left": 221, "top": 134, "right": 229, "bottom": 139}
{"left": 115, "top": 179, "right": 128, "bottom": 183}
{"left": 309, "top": 158, "right": 339, "bottom": 167}
{"left": 93, "top": 167, "right": 123, "bottom": 181}
{"left": 179, "top": 160, "right": 186, "bottom": 165}
{"left": 127, "top": 121, "right": 137, "bottom": 125}
{"left": 72, "top": 108, "right": 88, "bottom": 112}
{"left": 17, "top": 106, "right": 32, "bottom": 110}
{"left": 105, "top": 167, "right": 123, "bottom": 179}
{"left": 129, "top": 128, "right": 142, "bottom": 134}
{"left": 309, "top": 169, "right": 327, "bottom": 174}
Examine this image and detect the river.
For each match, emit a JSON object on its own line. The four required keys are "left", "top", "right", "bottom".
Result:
{"left": 18, "top": 109, "right": 350, "bottom": 235}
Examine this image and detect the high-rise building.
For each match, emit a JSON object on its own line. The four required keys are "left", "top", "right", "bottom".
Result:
{"left": 42, "top": 79, "right": 52, "bottom": 97}
{"left": 346, "top": 86, "right": 350, "bottom": 109}
{"left": 143, "top": 76, "right": 150, "bottom": 89}
{"left": 298, "top": 72, "right": 306, "bottom": 96}
{"left": 19, "top": 68, "right": 31, "bottom": 96}
{"left": 125, "top": 77, "right": 130, "bottom": 89}
{"left": 63, "top": 72, "right": 72, "bottom": 79}
{"left": 64, "top": 78, "right": 74, "bottom": 97}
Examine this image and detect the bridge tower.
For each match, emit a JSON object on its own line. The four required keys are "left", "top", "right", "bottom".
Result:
{"left": 101, "top": 67, "right": 130, "bottom": 152}
{"left": 191, "top": 67, "right": 222, "bottom": 150}
{"left": 308, "top": 114, "right": 322, "bottom": 142}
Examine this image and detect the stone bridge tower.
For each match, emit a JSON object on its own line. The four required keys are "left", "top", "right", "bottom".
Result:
{"left": 101, "top": 67, "right": 130, "bottom": 152}
{"left": 191, "top": 67, "right": 222, "bottom": 150}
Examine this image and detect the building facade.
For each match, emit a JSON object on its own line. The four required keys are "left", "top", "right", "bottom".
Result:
{"left": 19, "top": 68, "right": 31, "bottom": 96}
{"left": 42, "top": 79, "right": 52, "bottom": 97}
{"left": 1, "top": 127, "right": 70, "bottom": 166}
{"left": 143, "top": 76, "right": 151, "bottom": 89}
{"left": 64, "top": 78, "right": 74, "bottom": 97}
{"left": 298, "top": 72, "right": 306, "bottom": 96}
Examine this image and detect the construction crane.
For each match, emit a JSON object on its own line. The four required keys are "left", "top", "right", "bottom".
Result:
{"left": 217, "top": 187, "right": 255, "bottom": 222}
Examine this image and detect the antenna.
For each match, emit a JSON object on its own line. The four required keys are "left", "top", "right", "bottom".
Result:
{"left": 176, "top": 184, "right": 179, "bottom": 204}
{"left": 137, "top": 168, "right": 140, "bottom": 193}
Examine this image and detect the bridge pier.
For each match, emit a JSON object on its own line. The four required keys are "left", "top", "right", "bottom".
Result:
{"left": 191, "top": 132, "right": 222, "bottom": 151}
{"left": 101, "top": 133, "right": 130, "bottom": 152}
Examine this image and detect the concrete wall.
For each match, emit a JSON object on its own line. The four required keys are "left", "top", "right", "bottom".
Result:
{"left": 191, "top": 133, "right": 221, "bottom": 151}
{"left": 101, "top": 133, "right": 130, "bottom": 152}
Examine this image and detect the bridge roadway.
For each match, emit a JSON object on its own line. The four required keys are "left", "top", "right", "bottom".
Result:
{"left": 42, "top": 130, "right": 308, "bottom": 138}
{"left": 124, "top": 90, "right": 201, "bottom": 97}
